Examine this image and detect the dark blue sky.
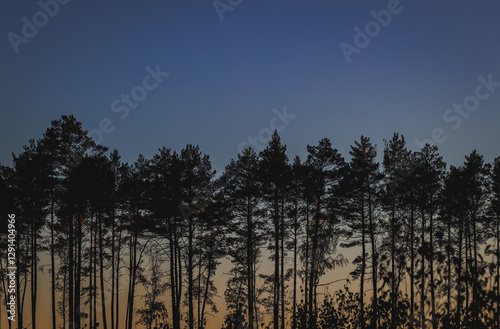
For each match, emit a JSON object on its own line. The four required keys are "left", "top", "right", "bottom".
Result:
{"left": 1, "top": 0, "right": 500, "bottom": 173}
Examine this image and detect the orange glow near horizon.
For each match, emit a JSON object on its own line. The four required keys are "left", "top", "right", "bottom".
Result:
{"left": 1, "top": 245, "right": 359, "bottom": 329}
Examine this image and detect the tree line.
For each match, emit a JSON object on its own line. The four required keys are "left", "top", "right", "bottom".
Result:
{"left": 1, "top": 115, "right": 500, "bottom": 329}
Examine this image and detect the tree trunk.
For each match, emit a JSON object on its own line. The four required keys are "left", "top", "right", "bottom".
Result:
{"left": 390, "top": 197, "right": 396, "bottom": 329}
{"left": 201, "top": 254, "right": 214, "bottom": 329}
{"left": 420, "top": 209, "right": 426, "bottom": 329}
{"left": 116, "top": 228, "right": 122, "bottom": 329}
{"left": 360, "top": 192, "right": 366, "bottom": 329}
{"left": 446, "top": 216, "right": 451, "bottom": 326}
{"left": 177, "top": 233, "right": 183, "bottom": 326}
{"left": 304, "top": 202, "right": 310, "bottom": 327}
{"left": 75, "top": 215, "right": 82, "bottom": 329}
{"left": 247, "top": 196, "right": 254, "bottom": 329}
{"left": 100, "top": 213, "right": 109, "bottom": 329}
{"left": 497, "top": 214, "right": 500, "bottom": 329}
{"left": 274, "top": 197, "right": 280, "bottom": 329}
{"left": 94, "top": 226, "right": 98, "bottom": 329}
{"left": 69, "top": 217, "right": 74, "bottom": 329}
{"left": 429, "top": 204, "right": 436, "bottom": 329}
{"left": 456, "top": 216, "right": 463, "bottom": 326}
{"left": 31, "top": 220, "right": 38, "bottom": 329}
{"left": 111, "top": 213, "right": 115, "bottom": 329}
{"left": 127, "top": 232, "right": 139, "bottom": 329}
{"left": 188, "top": 215, "right": 194, "bottom": 329}
{"left": 280, "top": 200, "right": 285, "bottom": 329}
{"left": 472, "top": 210, "right": 479, "bottom": 327}
{"left": 368, "top": 184, "right": 377, "bottom": 329}
{"left": 51, "top": 194, "right": 57, "bottom": 329}
{"left": 292, "top": 198, "right": 298, "bottom": 329}
{"left": 170, "top": 223, "right": 180, "bottom": 329}
{"left": 90, "top": 216, "right": 94, "bottom": 329}
{"left": 125, "top": 229, "right": 132, "bottom": 329}
{"left": 308, "top": 199, "right": 320, "bottom": 329}
{"left": 410, "top": 203, "right": 415, "bottom": 329}
{"left": 62, "top": 260, "right": 67, "bottom": 329}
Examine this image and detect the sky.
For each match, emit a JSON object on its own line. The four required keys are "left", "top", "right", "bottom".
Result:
{"left": 1, "top": 0, "right": 500, "bottom": 327}
{"left": 1, "top": 0, "right": 500, "bottom": 173}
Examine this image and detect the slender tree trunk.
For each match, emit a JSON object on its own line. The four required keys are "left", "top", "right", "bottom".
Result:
{"left": 111, "top": 213, "right": 115, "bottom": 329}
{"left": 90, "top": 217, "right": 94, "bottom": 329}
{"left": 16, "top": 224, "right": 23, "bottom": 329}
{"left": 170, "top": 222, "right": 180, "bottom": 329}
{"left": 472, "top": 210, "right": 479, "bottom": 328}
{"left": 280, "top": 200, "right": 285, "bottom": 329}
{"left": 429, "top": 203, "right": 436, "bottom": 328}
{"left": 446, "top": 216, "right": 451, "bottom": 326}
{"left": 127, "top": 232, "right": 139, "bottom": 329}
{"left": 177, "top": 233, "right": 183, "bottom": 324}
{"left": 75, "top": 215, "right": 82, "bottom": 329}
{"left": 420, "top": 209, "right": 426, "bottom": 329}
{"left": 410, "top": 203, "right": 415, "bottom": 329}
{"left": 465, "top": 219, "right": 470, "bottom": 320}
{"left": 0, "top": 267, "right": 2, "bottom": 329}
{"left": 94, "top": 226, "right": 98, "bottom": 329}
{"left": 360, "top": 193, "right": 366, "bottom": 329}
{"left": 51, "top": 194, "right": 57, "bottom": 329}
{"left": 308, "top": 200, "right": 320, "bottom": 329}
{"left": 100, "top": 213, "right": 109, "bottom": 329}
{"left": 197, "top": 255, "right": 202, "bottom": 329}
{"left": 456, "top": 216, "right": 463, "bottom": 326}
{"left": 201, "top": 255, "right": 214, "bottom": 329}
{"left": 69, "top": 217, "right": 74, "bottom": 329}
{"left": 34, "top": 224, "right": 38, "bottom": 329}
{"left": 274, "top": 198, "right": 280, "bottom": 329}
{"left": 292, "top": 198, "right": 298, "bottom": 329}
{"left": 21, "top": 252, "right": 29, "bottom": 329}
{"left": 497, "top": 214, "right": 500, "bottom": 329}
{"left": 304, "top": 202, "right": 310, "bottom": 327}
{"left": 247, "top": 196, "right": 254, "bottom": 329}
{"left": 368, "top": 184, "right": 377, "bottom": 329}
{"left": 125, "top": 229, "right": 132, "bottom": 329}
{"left": 254, "top": 259, "right": 258, "bottom": 327}
{"left": 62, "top": 260, "right": 67, "bottom": 329}
{"left": 31, "top": 221, "right": 38, "bottom": 329}
{"left": 116, "top": 229, "right": 122, "bottom": 329}
{"left": 390, "top": 197, "right": 396, "bottom": 329}
{"left": 188, "top": 215, "right": 194, "bottom": 329}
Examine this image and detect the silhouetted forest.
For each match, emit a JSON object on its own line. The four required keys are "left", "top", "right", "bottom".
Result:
{"left": 1, "top": 115, "right": 500, "bottom": 329}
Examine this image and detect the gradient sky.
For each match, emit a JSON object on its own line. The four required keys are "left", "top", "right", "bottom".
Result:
{"left": 1, "top": 0, "right": 500, "bottom": 172}
{"left": 1, "top": 0, "right": 500, "bottom": 327}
